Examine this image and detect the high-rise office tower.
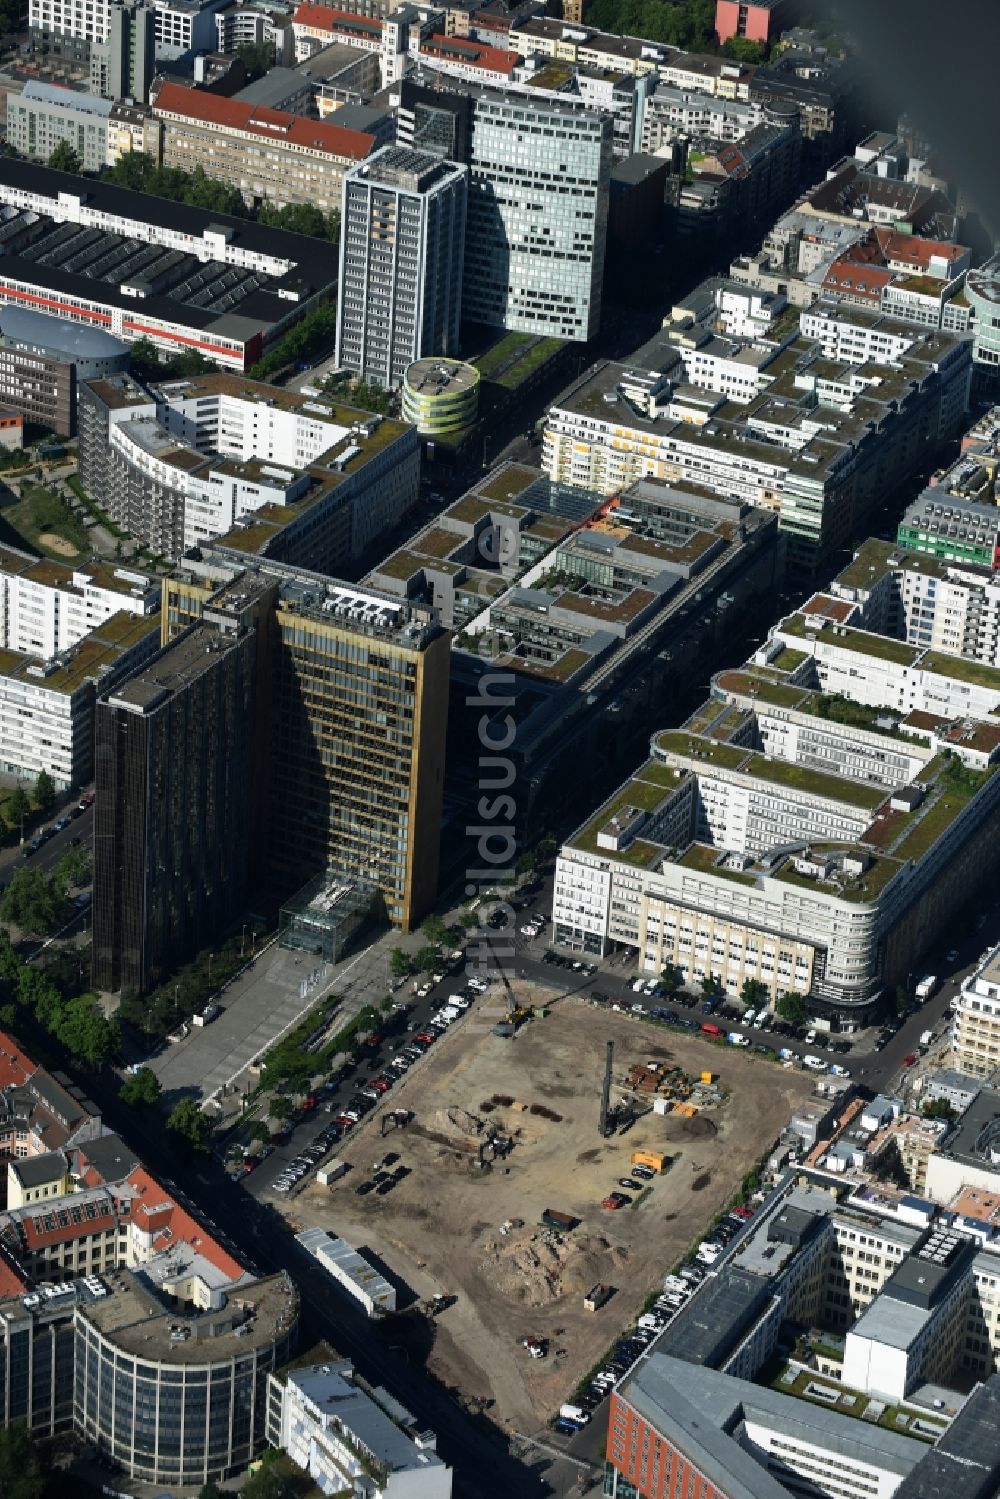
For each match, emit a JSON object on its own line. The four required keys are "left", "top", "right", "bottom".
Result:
{"left": 336, "top": 146, "right": 468, "bottom": 390}
{"left": 94, "top": 554, "right": 449, "bottom": 992}
{"left": 463, "top": 95, "right": 612, "bottom": 342}
{"left": 92, "top": 580, "right": 269, "bottom": 995}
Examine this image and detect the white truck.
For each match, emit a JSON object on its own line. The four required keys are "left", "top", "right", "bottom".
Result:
{"left": 919, "top": 1029, "right": 934, "bottom": 1049}
{"left": 915, "top": 975, "right": 937, "bottom": 1002}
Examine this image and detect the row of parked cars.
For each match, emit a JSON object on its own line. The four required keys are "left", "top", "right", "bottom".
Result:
{"left": 271, "top": 978, "right": 489, "bottom": 1194}
{"left": 557, "top": 1206, "right": 757, "bottom": 1433}
{"left": 542, "top": 951, "right": 597, "bottom": 976}
{"left": 23, "top": 792, "right": 92, "bottom": 857}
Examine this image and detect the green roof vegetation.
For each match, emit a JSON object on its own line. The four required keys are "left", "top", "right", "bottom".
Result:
{"left": 677, "top": 842, "right": 757, "bottom": 886}
{"left": 715, "top": 670, "right": 809, "bottom": 708}
{"left": 654, "top": 730, "right": 750, "bottom": 770}
{"left": 780, "top": 615, "right": 921, "bottom": 666}
{"left": 894, "top": 764, "right": 996, "bottom": 861}
{"left": 570, "top": 774, "right": 675, "bottom": 856}
{"left": 772, "top": 647, "right": 808, "bottom": 672}
{"left": 744, "top": 755, "right": 887, "bottom": 809}
{"left": 921, "top": 651, "right": 1000, "bottom": 690}
{"left": 477, "top": 465, "right": 539, "bottom": 504}
{"left": 474, "top": 333, "right": 565, "bottom": 388}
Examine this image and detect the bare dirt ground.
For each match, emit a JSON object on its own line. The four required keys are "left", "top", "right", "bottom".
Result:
{"left": 278, "top": 987, "right": 812, "bottom": 1431}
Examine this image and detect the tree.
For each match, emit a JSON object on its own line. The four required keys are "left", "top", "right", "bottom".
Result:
{"left": 515, "top": 850, "right": 536, "bottom": 877}
{"left": 536, "top": 834, "right": 557, "bottom": 862}
{"left": 167, "top": 1096, "right": 214, "bottom": 1154}
{"left": 776, "top": 991, "right": 807, "bottom": 1027}
{"left": 895, "top": 984, "right": 911, "bottom": 1016}
{"left": 48, "top": 140, "right": 82, "bottom": 173}
{"left": 389, "top": 947, "right": 413, "bottom": 979}
{"left": 456, "top": 909, "right": 480, "bottom": 930}
{"left": 56, "top": 995, "right": 120, "bottom": 1066}
{"left": 32, "top": 769, "right": 55, "bottom": 812}
{"left": 6, "top": 785, "right": 30, "bottom": 835}
{"left": 741, "top": 977, "right": 768, "bottom": 1007}
{"left": 120, "top": 1066, "right": 162, "bottom": 1108}
{"left": 721, "top": 35, "right": 765, "bottom": 61}
{"left": 699, "top": 974, "right": 722, "bottom": 998}
{"left": 0, "top": 1422, "right": 47, "bottom": 1499}
{"left": 235, "top": 39, "right": 275, "bottom": 79}
{"left": 269, "top": 1094, "right": 293, "bottom": 1123}
{"left": 0, "top": 867, "right": 64, "bottom": 934}
{"left": 922, "top": 1097, "right": 957, "bottom": 1121}
{"left": 413, "top": 945, "right": 440, "bottom": 973}
{"left": 247, "top": 1120, "right": 271, "bottom": 1145}
{"left": 54, "top": 842, "right": 91, "bottom": 890}
{"left": 660, "top": 965, "right": 681, "bottom": 994}
{"left": 198, "top": 1481, "right": 226, "bottom": 1499}
{"left": 421, "top": 914, "right": 450, "bottom": 947}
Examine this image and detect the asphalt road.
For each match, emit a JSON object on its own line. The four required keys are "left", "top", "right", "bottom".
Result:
{"left": 0, "top": 798, "right": 93, "bottom": 884}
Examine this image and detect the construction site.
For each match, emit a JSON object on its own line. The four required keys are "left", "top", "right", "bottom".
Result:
{"left": 277, "top": 986, "right": 813, "bottom": 1430}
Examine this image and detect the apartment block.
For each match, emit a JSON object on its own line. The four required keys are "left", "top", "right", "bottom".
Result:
{"left": 78, "top": 372, "right": 419, "bottom": 568}
{"left": 149, "top": 81, "right": 375, "bottom": 214}
{"left": 952, "top": 948, "right": 1000, "bottom": 1080}
{"left": 543, "top": 294, "right": 971, "bottom": 564}
{"left": 90, "top": 0, "right": 155, "bottom": 101}
{"left": 336, "top": 146, "right": 467, "bottom": 389}
{"left": 0, "top": 547, "right": 157, "bottom": 659}
{"left": 4, "top": 82, "right": 113, "bottom": 172}
{"left": 0, "top": 612, "right": 158, "bottom": 789}
{"left": 266, "top": 1359, "right": 452, "bottom": 1499}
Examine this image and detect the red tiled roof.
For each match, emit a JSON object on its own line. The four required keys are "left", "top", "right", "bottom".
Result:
{"left": 0, "top": 1251, "right": 27, "bottom": 1299}
{"left": 823, "top": 258, "right": 891, "bottom": 298}
{"left": 802, "top": 594, "right": 855, "bottom": 622}
{"left": 0, "top": 1034, "right": 38, "bottom": 1091}
{"left": 127, "top": 1167, "right": 244, "bottom": 1280}
{"left": 875, "top": 227, "right": 967, "bottom": 269}
{"left": 293, "top": 3, "right": 381, "bottom": 34}
{"left": 421, "top": 33, "right": 519, "bottom": 74}
{"left": 21, "top": 1207, "right": 117, "bottom": 1251}
{"left": 153, "top": 82, "right": 375, "bottom": 162}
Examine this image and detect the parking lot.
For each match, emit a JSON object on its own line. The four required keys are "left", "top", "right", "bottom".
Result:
{"left": 270, "top": 986, "right": 812, "bottom": 1430}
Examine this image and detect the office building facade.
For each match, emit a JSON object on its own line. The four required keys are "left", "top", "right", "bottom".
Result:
{"left": 92, "top": 609, "right": 263, "bottom": 996}
{"left": 336, "top": 146, "right": 467, "bottom": 389}
{"left": 463, "top": 94, "right": 612, "bottom": 341}
{"left": 95, "top": 552, "right": 448, "bottom": 993}
{"left": 5, "top": 82, "right": 114, "bottom": 172}
{"left": 90, "top": 0, "right": 155, "bottom": 102}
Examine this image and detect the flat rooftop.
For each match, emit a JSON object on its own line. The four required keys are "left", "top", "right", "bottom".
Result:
{"left": 80, "top": 1268, "right": 298, "bottom": 1363}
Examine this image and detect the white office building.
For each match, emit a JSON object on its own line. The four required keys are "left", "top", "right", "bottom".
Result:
{"left": 267, "top": 1359, "right": 451, "bottom": 1499}
{"left": 336, "top": 146, "right": 467, "bottom": 390}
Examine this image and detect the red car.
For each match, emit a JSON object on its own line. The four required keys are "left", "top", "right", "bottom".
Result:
{"left": 731, "top": 1205, "right": 753, "bottom": 1220}
{"left": 367, "top": 1033, "right": 384, "bottom": 1048}
{"left": 602, "top": 1196, "right": 623, "bottom": 1210}
{"left": 242, "top": 1156, "right": 260, "bottom": 1174}
{"left": 902, "top": 1054, "right": 918, "bottom": 1067}
{"left": 370, "top": 1078, "right": 391, "bottom": 1094}
{"left": 302, "top": 1095, "right": 318, "bottom": 1111}
{"left": 333, "top": 1114, "right": 356, "bottom": 1129}
{"left": 415, "top": 1031, "right": 436, "bottom": 1045}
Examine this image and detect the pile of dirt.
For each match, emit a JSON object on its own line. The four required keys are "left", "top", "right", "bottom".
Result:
{"left": 478, "top": 1229, "right": 630, "bottom": 1307}
{"left": 431, "top": 1107, "right": 484, "bottom": 1140}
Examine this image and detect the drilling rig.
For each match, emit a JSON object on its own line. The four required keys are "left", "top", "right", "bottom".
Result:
{"left": 599, "top": 1040, "right": 614, "bottom": 1137}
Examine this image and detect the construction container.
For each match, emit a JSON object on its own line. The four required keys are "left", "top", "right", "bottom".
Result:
{"left": 700, "top": 1070, "right": 716, "bottom": 1085}
{"left": 317, "top": 1160, "right": 347, "bottom": 1185}
{"left": 584, "top": 1283, "right": 613, "bottom": 1311}
{"left": 631, "top": 1150, "right": 667, "bottom": 1173}
{"left": 542, "top": 1208, "right": 578, "bottom": 1230}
